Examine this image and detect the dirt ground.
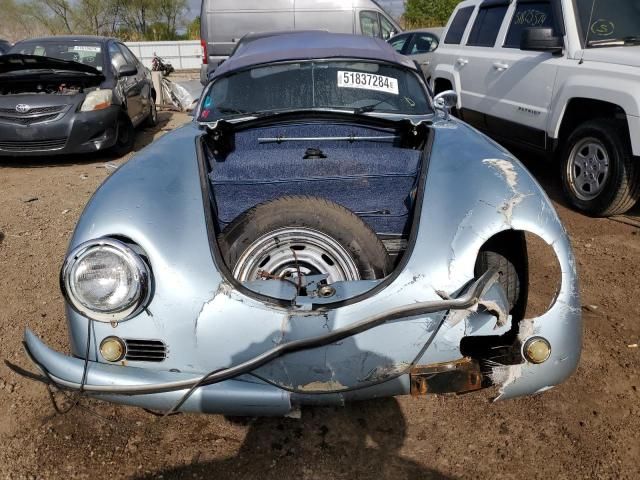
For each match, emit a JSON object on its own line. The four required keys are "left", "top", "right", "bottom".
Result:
{"left": 0, "top": 112, "right": 638, "bottom": 480}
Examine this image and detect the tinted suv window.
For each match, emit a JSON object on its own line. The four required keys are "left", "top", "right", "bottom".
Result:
{"left": 467, "top": 5, "right": 509, "bottom": 47}
{"left": 504, "top": 2, "right": 558, "bottom": 48}
{"left": 444, "top": 6, "right": 475, "bottom": 44}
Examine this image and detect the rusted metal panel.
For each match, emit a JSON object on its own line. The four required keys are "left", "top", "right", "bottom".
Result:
{"left": 410, "top": 358, "right": 483, "bottom": 396}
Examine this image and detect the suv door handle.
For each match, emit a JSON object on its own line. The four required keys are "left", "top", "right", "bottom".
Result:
{"left": 456, "top": 58, "right": 469, "bottom": 66}
{"left": 493, "top": 62, "right": 510, "bottom": 71}
{"left": 421, "top": 60, "right": 430, "bottom": 66}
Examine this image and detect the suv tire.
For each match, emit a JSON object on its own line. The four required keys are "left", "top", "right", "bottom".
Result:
{"left": 560, "top": 119, "right": 640, "bottom": 216}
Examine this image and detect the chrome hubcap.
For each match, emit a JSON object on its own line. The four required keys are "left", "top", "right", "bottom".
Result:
{"left": 232, "top": 227, "right": 360, "bottom": 283}
{"left": 567, "top": 138, "right": 610, "bottom": 201}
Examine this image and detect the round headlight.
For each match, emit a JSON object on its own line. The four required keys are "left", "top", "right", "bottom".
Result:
{"left": 61, "top": 238, "right": 151, "bottom": 323}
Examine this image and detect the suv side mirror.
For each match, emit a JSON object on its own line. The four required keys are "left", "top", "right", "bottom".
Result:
{"left": 521, "top": 27, "right": 563, "bottom": 54}
{"left": 118, "top": 64, "right": 138, "bottom": 77}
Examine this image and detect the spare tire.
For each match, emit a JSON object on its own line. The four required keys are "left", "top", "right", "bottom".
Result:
{"left": 219, "top": 196, "right": 392, "bottom": 283}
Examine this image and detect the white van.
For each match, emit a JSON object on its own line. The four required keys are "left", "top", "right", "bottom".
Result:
{"left": 200, "top": 0, "right": 402, "bottom": 84}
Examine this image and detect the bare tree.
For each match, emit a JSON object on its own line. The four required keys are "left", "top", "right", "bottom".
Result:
{"left": 76, "top": 0, "right": 122, "bottom": 36}
{"left": 156, "top": 0, "right": 187, "bottom": 36}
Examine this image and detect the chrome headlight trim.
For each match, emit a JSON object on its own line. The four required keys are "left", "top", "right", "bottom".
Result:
{"left": 60, "top": 237, "right": 152, "bottom": 323}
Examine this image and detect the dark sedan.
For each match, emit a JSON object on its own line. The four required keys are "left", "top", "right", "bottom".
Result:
{"left": 0, "top": 36, "right": 157, "bottom": 157}
{"left": 0, "top": 39, "right": 11, "bottom": 55}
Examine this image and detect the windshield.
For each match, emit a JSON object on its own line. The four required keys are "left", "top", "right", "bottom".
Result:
{"left": 198, "top": 60, "right": 431, "bottom": 121}
{"left": 9, "top": 42, "right": 104, "bottom": 70}
{"left": 576, "top": 0, "right": 640, "bottom": 46}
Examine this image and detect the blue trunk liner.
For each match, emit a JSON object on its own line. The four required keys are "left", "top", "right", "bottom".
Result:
{"left": 209, "top": 123, "right": 422, "bottom": 236}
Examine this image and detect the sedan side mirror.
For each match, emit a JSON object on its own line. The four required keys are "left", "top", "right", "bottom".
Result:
{"left": 118, "top": 64, "right": 138, "bottom": 77}
{"left": 521, "top": 27, "right": 563, "bottom": 54}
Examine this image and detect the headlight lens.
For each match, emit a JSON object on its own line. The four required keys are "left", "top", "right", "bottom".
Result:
{"left": 62, "top": 238, "right": 151, "bottom": 322}
{"left": 80, "top": 89, "right": 112, "bottom": 112}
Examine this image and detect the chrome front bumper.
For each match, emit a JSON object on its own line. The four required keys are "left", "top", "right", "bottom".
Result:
{"left": 24, "top": 330, "right": 292, "bottom": 416}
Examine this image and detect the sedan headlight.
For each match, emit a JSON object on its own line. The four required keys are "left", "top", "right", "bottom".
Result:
{"left": 61, "top": 238, "right": 152, "bottom": 323}
{"left": 80, "top": 89, "right": 113, "bottom": 112}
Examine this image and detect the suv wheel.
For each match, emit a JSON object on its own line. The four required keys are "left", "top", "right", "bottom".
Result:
{"left": 561, "top": 119, "right": 640, "bottom": 216}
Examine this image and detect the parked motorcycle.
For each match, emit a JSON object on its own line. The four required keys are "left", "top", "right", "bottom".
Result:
{"left": 151, "top": 53, "right": 174, "bottom": 76}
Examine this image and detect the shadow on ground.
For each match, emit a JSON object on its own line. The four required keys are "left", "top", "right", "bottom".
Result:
{"left": 0, "top": 111, "right": 173, "bottom": 169}
{"left": 134, "top": 399, "right": 452, "bottom": 480}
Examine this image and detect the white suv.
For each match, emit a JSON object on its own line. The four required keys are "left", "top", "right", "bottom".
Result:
{"left": 429, "top": 0, "right": 640, "bottom": 216}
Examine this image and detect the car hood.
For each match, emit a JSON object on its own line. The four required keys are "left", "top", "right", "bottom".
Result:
{"left": 0, "top": 53, "right": 104, "bottom": 77}
{"left": 579, "top": 46, "right": 640, "bottom": 68}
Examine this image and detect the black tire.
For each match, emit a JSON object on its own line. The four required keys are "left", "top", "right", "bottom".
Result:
{"left": 219, "top": 196, "right": 392, "bottom": 280}
{"left": 560, "top": 119, "right": 640, "bottom": 216}
{"left": 144, "top": 99, "right": 158, "bottom": 128}
{"left": 112, "top": 115, "right": 135, "bottom": 157}
{"left": 474, "top": 232, "right": 528, "bottom": 319}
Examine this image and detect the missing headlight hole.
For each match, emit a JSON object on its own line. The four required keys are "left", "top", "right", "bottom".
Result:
{"left": 462, "top": 231, "right": 563, "bottom": 378}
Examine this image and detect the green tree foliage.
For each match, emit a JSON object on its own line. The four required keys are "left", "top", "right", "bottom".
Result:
{"left": 185, "top": 15, "right": 201, "bottom": 40}
{"left": 403, "top": 0, "right": 462, "bottom": 28}
{"left": 8, "top": 0, "right": 190, "bottom": 41}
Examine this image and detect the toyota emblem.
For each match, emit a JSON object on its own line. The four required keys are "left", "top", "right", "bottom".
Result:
{"left": 15, "top": 104, "right": 31, "bottom": 114}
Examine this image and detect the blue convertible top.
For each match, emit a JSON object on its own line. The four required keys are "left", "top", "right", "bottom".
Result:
{"left": 212, "top": 31, "right": 417, "bottom": 78}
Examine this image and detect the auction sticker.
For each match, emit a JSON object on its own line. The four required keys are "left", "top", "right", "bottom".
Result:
{"left": 73, "top": 46, "right": 101, "bottom": 52}
{"left": 337, "top": 71, "right": 399, "bottom": 95}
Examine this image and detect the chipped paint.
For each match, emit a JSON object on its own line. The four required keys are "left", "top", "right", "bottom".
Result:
{"left": 446, "top": 300, "right": 508, "bottom": 329}
{"left": 478, "top": 299, "right": 509, "bottom": 328}
{"left": 483, "top": 159, "right": 519, "bottom": 190}
{"left": 359, "top": 362, "right": 411, "bottom": 382}
{"left": 489, "top": 364, "right": 522, "bottom": 391}
{"left": 482, "top": 158, "right": 530, "bottom": 224}
{"left": 517, "top": 318, "right": 536, "bottom": 343}
{"left": 297, "top": 380, "right": 347, "bottom": 392}
{"left": 446, "top": 309, "right": 474, "bottom": 326}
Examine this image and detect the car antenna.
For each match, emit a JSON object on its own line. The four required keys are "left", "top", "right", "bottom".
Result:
{"left": 579, "top": 0, "right": 597, "bottom": 65}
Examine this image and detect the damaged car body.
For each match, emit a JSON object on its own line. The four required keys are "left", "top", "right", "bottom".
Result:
{"left": 17, "top": 32, "right": 581, "bottom": 416}
{"left": 0, "top": 36, "right": 156, "bottom": 157}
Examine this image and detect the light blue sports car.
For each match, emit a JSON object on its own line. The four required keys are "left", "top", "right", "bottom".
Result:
{"left": 17, "top": 32, "right": 581, "bottom": 417}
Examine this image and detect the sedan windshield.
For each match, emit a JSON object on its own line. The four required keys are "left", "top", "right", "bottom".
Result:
{"left": 9, "top": 42, "right": 104, "bottom": 70}
{"left": 199, "top": 60, "right": 431, "bottom": 121}
{"left": 576, "top": 0, "right": 640, "bottom": 47}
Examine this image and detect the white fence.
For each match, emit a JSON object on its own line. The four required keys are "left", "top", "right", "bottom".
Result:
{"left": 125, "top": 41, "right": 203, "bottom": 70}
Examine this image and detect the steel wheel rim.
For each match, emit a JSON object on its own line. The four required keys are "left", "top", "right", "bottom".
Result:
{"left": 567, "top": 137, "right": 610, "bottom": 201}
{"left": 232, "top": 227, "right": 360, "bottom": 283}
